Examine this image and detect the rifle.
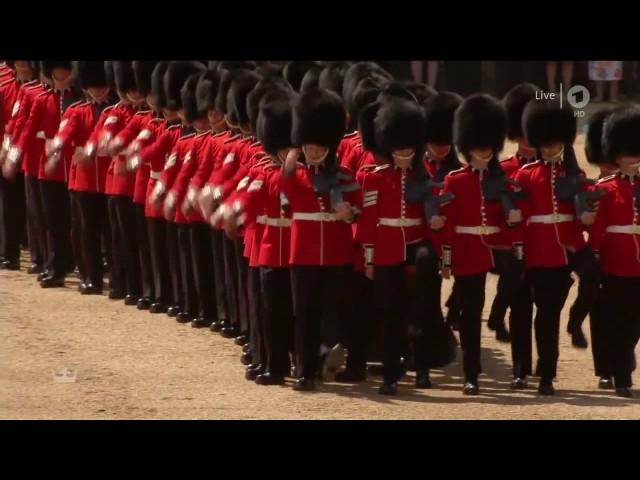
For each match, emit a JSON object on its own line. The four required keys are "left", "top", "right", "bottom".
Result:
{"left": 404, "top": 178, "right": 454, "bottom": 222}
{"left": 482, "top": 173, "right": 527, "bottom": 224}
{"left": 555, "top": 174, "right": 606, "bottom": 218}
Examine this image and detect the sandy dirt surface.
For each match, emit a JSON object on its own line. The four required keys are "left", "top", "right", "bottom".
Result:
{"left": 1, "top": 133, "right": 639, "bottom": 420}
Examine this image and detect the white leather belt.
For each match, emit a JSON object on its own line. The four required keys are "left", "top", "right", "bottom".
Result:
{"left": 455, "top": 225, "right": 501, "bottom": 235}
{"left": 293, "top": 212, "right": 339, "bottom": 222}
{"left": 379, "top": 217, "right": 423, "bottom": 227}
{"left": 36, "top": 131, "right": 46, "bottom": 139}
{"left": 606, "top": 225, "right": 640, "bottom": 234}
{"left": 150, "top": 171, "right": 162, "bottom": 180}
{"left": 256, "top": 215, "right": 267, "bottom": 224}
{"left": 265, "top": 217, "right": 291, "bottom": 227}
{"left": 528, "top": 214, "right": 574, "bottom": 224}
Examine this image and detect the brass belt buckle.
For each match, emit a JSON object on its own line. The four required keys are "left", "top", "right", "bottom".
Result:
{"left": 553, "top": 213, "right": 560, "bottom": 223}
{"left": 480, "top": 225, "right": 488, "bottom": 235}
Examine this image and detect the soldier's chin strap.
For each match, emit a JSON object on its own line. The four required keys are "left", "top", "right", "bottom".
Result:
{"left": 392, "top": 150, "right": 415, "bottom": 170}
{"left": 541, "top": 145, "right": 565, "bottom": 163}
{"left": 302, "top": 145, "right": 329, "bottom": 166}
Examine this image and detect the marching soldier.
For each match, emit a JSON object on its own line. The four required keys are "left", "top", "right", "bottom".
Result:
{"left": 583, "top": 107, "right": 617, "bottom": 390}
{"left": 47, "top": 61, "right": 117, "bottom": 295}
{"left": 9, "top": 61, "right": 83, "bottom": 287}
{"left": 438, "top": 94, "right": 524, "bottom": 395}
{"left": 108, "top": 61, "right": 159, "bottom": 310}
{"left": 516, "top": 99, "right": 600, "bottom": 395}
{"left": 281, "top": 88, "right": 361, "bottom": 391}
{"left": 589, "top": 107, "right": 640, "bottom": 398}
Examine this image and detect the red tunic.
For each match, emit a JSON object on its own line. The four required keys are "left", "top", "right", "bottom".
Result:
{"left": 280, "top": 164, "right": 361, "bottom": 267}
{"left": 438, "top": 166, "right": 517, "bottom": 276}
{"left": 588, "top": 173, "right": 640, "bottom": 277}
{"left": 514, "top": 160, "right": 588, "bottom": 268}
{"left": 356, "top": 164, "right": 431, "bottom": 266}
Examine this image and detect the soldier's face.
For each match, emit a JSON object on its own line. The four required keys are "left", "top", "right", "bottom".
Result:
{"left": 146, "top": 95, "right": 158, "bottom": 109}
{"left": 469, "top": 148, "right": 493, "bottom": 165}
{"left": 617, "top": 154, "right": 640, "bottom": 171}
{"left": 208, "top": 110, "right": 226, "bottom": 131}
{"left": 302, "top": 144, "right": 329, "bottom": 165}
{"left": 163, "top": 108, "right": 180, "bottom": 121}
{"left": 517, "top": 137, "right": 536, "bottom": 156}
{"left": 88, "top": 87, "right": 110, "bottom": 103}
{"left": 392, "top": 148, "right": 415, "bottom": 169}
{"left": 177, "top": 109, "right": 187, "bottom": 123}
{"left": 427, "top": 143, "right": 451, "bottom": 160}
{"left": 127, "top": 90, "right": 145, "bottom": 106}
{"left": 193, "top": 118, "right": 209, "bottom": 132}
{"left": 14, "top": 61, "right": 33, "bottom": 81}
{"left": 540, "top": 143, "right": 564, "bottom": 162}
{"left": 52, "top": 68, "right": 71, "bottom": 83}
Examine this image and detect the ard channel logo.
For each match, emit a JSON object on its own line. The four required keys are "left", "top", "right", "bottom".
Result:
{"left": 535, "top": 84, "right": 590, "bottom": 117}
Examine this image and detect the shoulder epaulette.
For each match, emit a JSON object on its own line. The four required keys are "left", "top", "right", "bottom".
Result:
{"left": 213, "top": 131, "right": 228, "bottom": 138}
{"left": 103, "top": 105, "right": 116, "bottom": 113}
{"left": 343, "top": 131, "right": 358, "bottom": 139}
{"left": 195, "top": 131, "right": 209, "bottom": 138}
{"left": 358, "top": 163, "right": 378, "bottom": 173}
{"left": 597, "top": 174, "right": 617, "bottom": 184}
{"left": 150, "top": 118, "right": 164, "bottom": 124}
{"left": 180, "top": 132, "right": 196, "bottom": 140}
{"left": 69, "top": 99, "right": 88, "bottom": 108}
{"left": 520, "top": 160, "right": 540, "bottom": 170}
{"left": 36, "top": 90, "right": 51, "bottom": 99}
{"left": 134, "top": 109, "right": 152, "bottom": 116}
{"left": 373, "top": 164, "right": 391, "bottom": 173}
{"left": 250, "top": 140, "right": 261, "bottom": 148}
{"left": 167, "top": 123, "right": 181, "bottom": 130}
{"left": 499, "top": 155, "right": 515, "bottom": 163}
{"left": 0, "top": 77, "right": 15, "bottom": 88}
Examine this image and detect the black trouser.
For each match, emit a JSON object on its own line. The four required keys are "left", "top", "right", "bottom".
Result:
{"left": 509, "top": 277, "right": 534, "bottom": 378}
{"left": 69, "top": 191, "right": 85, "bottom": 282}
{"left": 413, "top": 241, "right": 456, "bottom": 373}
{"left": 452, "top": 273, "right": 487, "bottom": 382}
{"left": 24, "top": 175, "right": 47, "bottom": 267}
{"left": 222, "top": 234, "right": 239, "bottom": 327}
{"left": 590, "top": 283, "right": 614, "bottom": 379}
{"left": 488, "top": 249, "right": 524, "bottom": 330}
{"left": 147, "top": 217, "right": 171, "bottom": 305}
{"left": 567, "top": 247, "right": 601, "bottom": 334}
{"left": 344, "top": 271, "right": 377, "bottom": 371}
{"left": 77, "top": 191, "right": 108, "bottom": 288}
{"left": 210, "top": 228, "right": 227, "bottom": 322}
{"left": 260, "top": 266, "right": 294, "bottom": 376}
{"left": 528, "top": 266, "right": 573, "bottom": 380}
{"left": 112, "top": 195, "right": 140, "bottom": 298}
{"left": 0, "top": 172, "right": 26, "bottom": 263}
{"left": 235, "top": 238, "right": 250, "bottom": 335}
{"left": 176, "top": 223, "right": 196, "bottom": 316}
{"left": 39, "top": 180, "right": 71, "bottom": 279}
{"left": 599, "top": 276, "right": 640, "bottom": 388}
{"left": 166, "top": 221, "right": 183, "bottom": 308}
{"left": 247, "top": 266, "right": 263, "bottom": 363}
{"left": 107, "top": 195, "right": 125, "bottom": 294}
{"left": 291, "top": 265, "right": 352, "bottom": 380}
{"left": 134, "top": 203, "right": 153, "bottom": 300}
{"left": 445, "top": 279, "right": 462, "bottom": 325}
{"left": 189, "top": 222, "right": 216, "bottom": 320}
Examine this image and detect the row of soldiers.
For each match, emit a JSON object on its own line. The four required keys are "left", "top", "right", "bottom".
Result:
{"left": 0, "top": 60, "right": 638, "bottom": 398}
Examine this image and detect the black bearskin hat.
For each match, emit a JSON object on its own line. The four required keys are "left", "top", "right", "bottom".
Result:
{"left": 181, "top": 72, "right": 207, "bottom": 123}
{"left": 151, "top": 62, "right": 170, "bottom": 108}
{"left": 40, "top": 61, "right": 72, "bottom": 79}
{"left": 73, "top": 61, "right": 110, "bottom": 89}
{"left": 299, "top": 63, "right": 324, "bottom": 93}
{"left": 523, "top": 98, "right": 576, "bottom": 148}
{"left": 284, "top": 61, "right": 320, "bottom": 92}
{"left": 423, "top": 91, "right": 463, "bottom": 145}
{"left": 226, "top": 70, "right": 261, "bottom": 128}
{"left": 196, "top": 68, "right": 221, "bottom": 113}
{"left": 257, "top": 91, "right": 295, "bottom": 155}
{"left": 454, "top": 94, "right": 507, "bottom": 156}
{"left": 132, "top": 61, "right": 158, "bottom": 96}
{"left": 603, "top": 107, "right": 640, "bottom": 163}
{"left": 375, "top": 98, "right": 426, "bottom": 159}
{"left": 112, "top": 61, "right": 137, "bottom": 93}
{"left": 164, "top": 61, "right": 206, "bottom": 111}
{"left": 585, "top": 107, "right": 615, "bottom": 165}
{"left": 247, "top": 76, "right": 292, "bottom": 134}
{"left": 503, "top": 83, "right": 539, "bottom": 141}
{"left": 292, "top": 87, "right": 346, "bottom": 151}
